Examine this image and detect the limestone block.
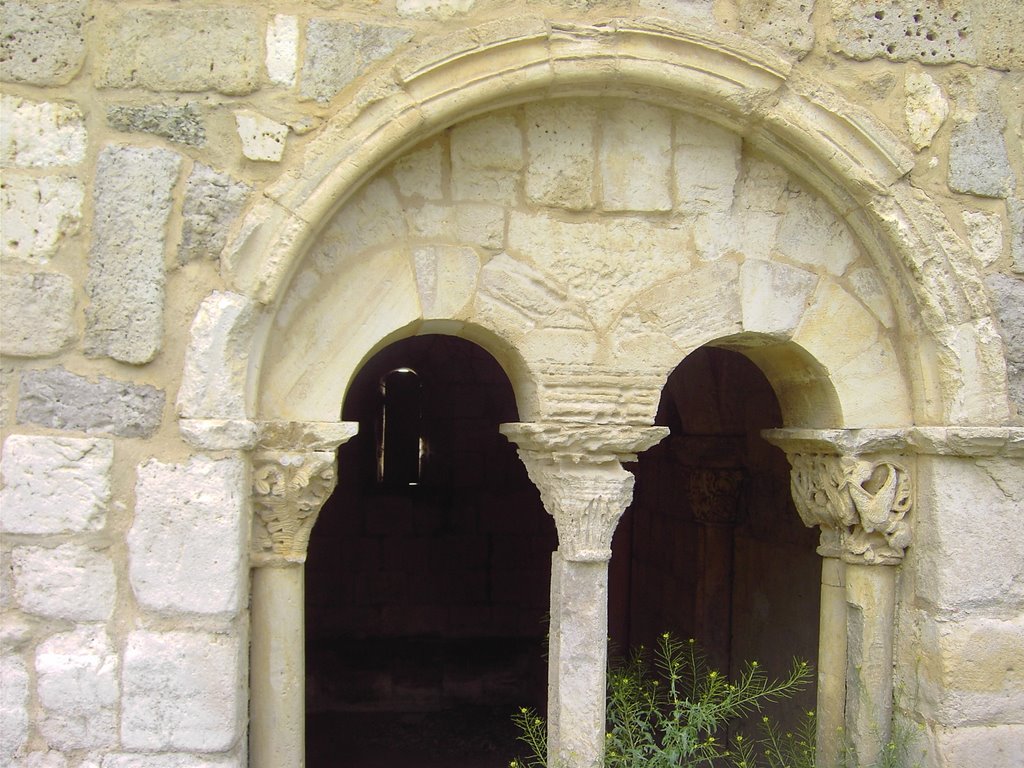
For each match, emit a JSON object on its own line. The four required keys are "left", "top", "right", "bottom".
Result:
{"left": 673, "top": 113, "right": 741, "bottom": 216}
{"left": 0, "top": 95, "right": 86, "bottom": 168}
{"left": 1, "top": 366, "right": 13, "bottom": 429}
{"left": 17, "top": 367, "right": 165, "bottom": 438}
{"left": 455, "top": 204, "right": 504, "bottom": 250}
{"left": 972, "top": 0, "right": 1024, "bottom": 70}
{"left": 793, "top": 281, "right": 879, "bottom": 374}
{"left": 179, "top": 419, "right": 258, "bottom": 451}
{"left": 451, "top": 114, "right": 524, "bottom": 205}
{"left": 830, "top": 0, "right": 977, "bottom": 64}
{"left": 96, "top": 9, "right": 262, "bottom": 95}
{"left": 1007, "top": 197, "right": 1023, "bottom": 273}
{"left": 949, "top": 97, "right": 1014, "bottom": 199}
{"left": 962, "top": 209, "right": 1003, "bottom": 268}
{"left": 737, "top": 0, "right": 815, "bottom": 56}
{"left": 179, "top": 164, "right": 251, "bottom": 263}
{"left": 776, "top": 192, "right": 860, "bottom": 276}
{"left": 933, "top": 724, "right": 1024, "bottom": 768}
{"left": 914, "top": 455, "right": 1024, "bottom": 614}
{"left": 312, "top": 178, "right": 406, "bottom": 274}
{"left": 848, "top": 267, "right": 896, "bottom": 328}
{"left": 904, "top": 71, "right": 948, "bottom": 151}
{"left": 397, "top": 0, "right": 475, "bottom": 18}
{"left": 406, "top": 203, "right": 454, "bottom": 239}
{"left": 9, "top": 754, "right": 68, "bottom": 768}
{"left": 36, "top": 626, "right": 118, "bottom": 749}
{"left": 740, "top": 259, "right": 818, "bottom": 337}
{"left": 129, "top": 455, "right": 247, "bottom": 617}
{"left": 474, "top": 252, "right": 573, "bottom": 337}
{"left": 0, "top": 0, "right": 86, "bottom": 85}
{"left": 413, "top": 245, "right": 481, "bottom": 319}
{"left": 0, "top": 654, "right": 29, "bottom": 758}
{"left": 638, "top": 260, "right": 742, "bottom": 344}
{"left": 391, "top": 141, "right": 444, "bottom": 200}
{"left": 106, "top": 104, "right": 205, "bottom": 147}
{"left": 266, "top": 15, "right": 298, "bottom": 87}
{"left": 0, "top": 272, "right": 75, "bottom": 357}
{"left": 831, "top": 337, "right": 912, "bottom": 426}
{"left": 0, "top": 173, "right": 83, "bottom": 262}
{"left": 121, "top": 631, "right": 243, "bottom": 751}
{"left": 0, "top": 435, "right": 112, "bottom": 535}
{"left": 12, "top": 543, "right": 116, "bottom": 621}
{"left": 599, "top": 102, "right": 672, "bottom": 212}
{"left": 301, "top": 20, "right": 413, "bottom": 103}
{"left": 177, "top": 292, "right": 258, "bottom": 420}
{"left": 85, "top": 145, "right": 181, "bottom": 364}
{"left": 525, "top": 101, "right": 597, "bottom": 210}
{"left": 984, "top": 274, "right": 1024, "bottom": 411}
{"left": 235, "top": 111, "right": 288, "bottom": 162}
{"left": 102, "top": 756, "right": 243, "bottom": 768}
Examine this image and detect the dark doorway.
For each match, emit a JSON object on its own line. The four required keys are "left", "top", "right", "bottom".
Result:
{"left": 609, "top": 346, "right": 820, "bottom": 727}
{"left": 306, "top": 335, "right": 555, "bottom": 767}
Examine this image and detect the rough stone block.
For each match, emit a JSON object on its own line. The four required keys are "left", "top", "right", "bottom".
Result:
{"left": 0, "top": 435, "right": 112, "bottom": 534}
{"left": 235, "top": 110, "right": 288, "bottom": 162}
{"left": 600, "top": 102, "right": 672, "bottom": 212}
{"left": 266, "top": 14, "right": 298, "bottom": 87}
{"left": 0, "top": 0, "right": 86, "bottom": 85}
{"left": 413, "top": 245, "right": 481, "bottom": 319}
{"left": 179, "top": 164, "right": 251, "bottom": 263}
{"left": 848, "top": 267, "right": 895, "bottom": 328}
{"left": 737, "top": 0, "right": 815, "bottom": 56}
{"left": 121, "top": 631, "right": 243, "bottom": 751}
{"left": 397, "top": 0, "right": 475, "bottom": 17}
{"left": 451, "top": 114, "right": 524, "bottom": 205}
{"left": 311, "top": 177, "right": 407, "bottom": 274}
{"left": 962, "top": 209, "right": 1003, "bottom": 268}
{"left": 949, "top": 109, "right": 1015, "bottom": 199}
{"left": 972, "top": 0, "right": 1024, "bottom": 69}
{"left": 85, "top": 144, "right": 181, "bottom": 364}
{"left": 106, "top": 104, "right": 205, "bottom": 147}
{"left": 301, "top": 20, "right": 413, "bottom": 103}
{"left": 0, "top": 654, "right": 29, "bottom": 758}
{"left": 178, "top": 419, "right": 258, "bottom": 451}
{"left": 830, "top": 0, "right": 977, "bottom": 64}
{"left": 17, "top": 367, "right": 165, "bottom": 437}
{"left": 0, "top": 95, "right": 86, "bottom": 168}
{"left": 776, "top": 191, "right": 860, "bottom": 275}
{"left": 740, "top": 259, "right": 818, "bottom": 337}
{"left": 984, "top": 274, "right": 1024, "bottom": 412}
{"left": 96, "top": 9, "right": 262, "bottom": 95}
{"left": 793, "top": 281, "right": 879, "bottom": 374}
{"left": 129, "top": 455, "right": 247, "bottom": 617}
{"left": 673, "top": 113, "right": 741, "bottom": 216}
{"left": 455, "top": 203, "right": 504, "bottom": 250}
{"left": 36, "top": 626, "right": 118, "bottom": 749}
{"left": 1008, "top": 197, "right": 1023, "bottom": 273}
{"left": 9, "top": 753, "right": 69, "bottom": 768}
{"left": 102, "top": 756, "right": 243, "bottom": 768}
{"left": 904, "top": 71, "right": 948, "bottom": 150}
{"left": 525, "top": 101, "right": 597, "bottom": 210}
{"left": 391, "top": 141, "right": 444, "bottom": 200}
{"left": 0, "top": 272, "right": 75, "bottom": 357}
{"left": 933, "top": 724, "right": 1024, "bottom": 768}
{"left": 12, "top": 543, "right": 116, "bottom": 621}
{"left": 406, "top": 203, "right": 453, "bottom": 238}
{"left": 0, "top": 172, "right": 83, "bottom": 262}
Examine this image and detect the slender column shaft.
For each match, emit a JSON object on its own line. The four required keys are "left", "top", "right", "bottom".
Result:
{"left": 250, "top": 564, "right": 306, "bottom": 768}
{"left": 844, "top": 562, "right": 896, "bottom": 767}
{"left": 816, "top": 557, "right": 847, "bottom": 768}
{"left": 694, "top": 523, "right": 735, "bottom": 672}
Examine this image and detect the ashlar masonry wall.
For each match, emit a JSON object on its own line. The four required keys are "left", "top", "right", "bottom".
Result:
{"left": 1, "top": 2, "right": 1023, "bottom": 767}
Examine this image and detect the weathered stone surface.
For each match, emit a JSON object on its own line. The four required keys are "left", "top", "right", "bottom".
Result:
{"left": 949, "top": 110, "right": 1015, "bottom": 199}
{"left": 740, "top": 259, "right": 818, "bottom": 336}
{"left": 0, "top": 435, "right": 112, "bottom": 534}
{"left": 0, "top": 366, "right": 13, "bottom": 429}
{"left": 36, "top": 626, "right": 118, "bottom": 749}
{"left": 17, "top": 367, "right": 165, "bottom": 437}
{"left": 600, "top": 102, "right": 672, "bottom": 212}
{"left": 776, "top": 191, "right": 860, "bottom": 275}
{"left": 96, "top": 9, "right": 262, "bottom": 95}
{"left": 391, "top": 141, "right": 444, "bottom": 200}
{"left": 0, "top": 272, "right": 75, "bottom": 357}
{"left": 397, "top": 0, "right": 475, "bottom": 17}
{"left": 984, "top": 274, "right": 1024, "bottom": 411}
{"left": 1008, "top": 198, "right": 1024, "bottom": 273}
{"left": 8, "top": 753, "right": 69, "bottom": 768}
{"left": 235, "top": 110, "right": 288, "bottom": 162}
{"left": 129, "top": 455, "right": 247, "bottom": 617}
{"left": 848, "top": 267, "right": 896, "bottom": 328}
{"left": 177, "top": 292, "right": 258, "bottom": 420}
{"left": 932, "top": 724, "right": 1024, "bottom": 768}
{"left": 451, "top": 114, "right": 524, "bottom": 205}
{"left": 121, "top": 631, "right": 243, "bottom": 751}
{"left": 179, "top": 419, "right": 258, "bottom": 450}
{"left": 106, "top": 104, "right": 205, "bottom": 147}
{"left": 85, "top": 145, "right": 181, "bottom": 364}
{"left": 962, "top": 209, "right": 1003, "bottom": 268}
{"left": 12, "top": 543, "right": 116, "bottom": 621}
{"left": 737, "top": 0, "right": 815, "bottom": 56}
{"left": 102, "top": 756, "right": 243, "bottom": 768}
{"left": 673, "top": 113, "right": 741, "bottom": 216}
{"left": 0, "top": 0, "right": 86, "bottom": 85}
{"left": 179, "top": 164, "right": 251, "bottom": 263}
{"left": 413, "top": 245, "right": 481, "bottom": 319}
{"left": 455, "top": 203, "right": 504, "bottom": 250}
{"left": 301, "top": 20, "right": 413, "bottom": 103}
{"left": 525, "top": 101, "right": 597, "bottom": 210}
{"left": 0, "top": 654, "right": 29, "bottom": 758}
{"left": 0, "top": 172, "right": 83, "bottom": 262}
{"left": 266, "top": 14, "right": 298, "bottom": 87}
{"left": 904, "top": 71, "right": 948, "bottom": 150}
{"left": 831, "top": 0, "right": 977, "bottom": 64}
{"left": 973, "top": 0, "right": 1024, "bottom": 70}
{"left": 311, "top": 177, "right": 407, "bottom": 275}
{"left": 0, "top": 95, "right": 86, "bottom": 168}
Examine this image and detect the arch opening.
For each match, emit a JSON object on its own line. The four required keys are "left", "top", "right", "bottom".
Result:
{"left": 305, "top": 335, "right": 555, "bottom": 766}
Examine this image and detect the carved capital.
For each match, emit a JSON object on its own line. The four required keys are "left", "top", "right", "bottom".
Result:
{"left": 502, "top": 422, "right": 668, "bottom": 561}
{"left": 251, "top": 451, "right": 337, "bottom": 566}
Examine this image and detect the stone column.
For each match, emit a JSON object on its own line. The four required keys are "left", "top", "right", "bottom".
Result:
{"left": 249, "top": 421, "right": 358, "bottom": 768}
{"left": 765, "top": 430, "right": 913, "bottom": 768}
{"left": 501, "top": 423, "right": 668, "bottom": 768}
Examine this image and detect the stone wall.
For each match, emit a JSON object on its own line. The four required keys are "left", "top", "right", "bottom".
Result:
{"left": 1, "top": 2, "right": 1023, "bottom": 767}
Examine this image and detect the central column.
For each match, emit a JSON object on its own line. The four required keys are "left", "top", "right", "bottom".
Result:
{"left": 501, "top": 422, "right": 668, "bottom": 768}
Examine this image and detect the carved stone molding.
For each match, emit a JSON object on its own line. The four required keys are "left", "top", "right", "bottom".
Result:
{"left": 687, "top": 467, "right": 746, "bottom": 526}
{"left": 251, "top": 451, "right": 338, "bottom": 566}
{"left": 501, "top": 422, "right": 668, "bottom": 561}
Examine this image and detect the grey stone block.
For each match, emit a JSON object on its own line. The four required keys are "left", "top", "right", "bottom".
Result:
{"left": 301, "top": 20, "right": 413, "bottom": 103}
{"left": 179, "top": 164, "right": 251, "bottom": 263}
{"left": 85, "top": 145, "right": 181, "bottom": 364}
{"left": 1008, "top": 198, "right": 1024, "bottom": 274}
{"left": 949, "top": 110, "right": 1015, "bottom": 199}
{"left": 17, "top": 367, "right": 165, "bottom": 438}
{"left": 985, "top": 273, "right": 1024, "bottom": 412}
{"left": 0, "top": 0, "right": 86, "bottom": 85}
{"left": 106, "top": 104, "right": 205, "bottom": 147}
{"left": 831, "top": 0, "right": 977, "bottom": 64}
